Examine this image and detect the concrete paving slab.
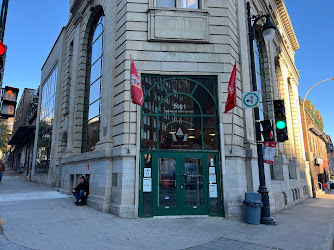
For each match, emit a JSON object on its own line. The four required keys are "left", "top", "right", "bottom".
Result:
{"left": 1, "top": 170, "right": 334, "bottom": 250}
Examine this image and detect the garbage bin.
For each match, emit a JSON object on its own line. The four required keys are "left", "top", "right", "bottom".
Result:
{"left": 243, "top": 192, "right": 263, "bottom": 225}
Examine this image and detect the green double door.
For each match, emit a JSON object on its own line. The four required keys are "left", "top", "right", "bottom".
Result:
{"left": 152, "top": 153, "right": 209, "bottom": 216}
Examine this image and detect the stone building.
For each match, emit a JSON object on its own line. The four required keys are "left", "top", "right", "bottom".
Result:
{"left": 30, "top": 0, "right": 311, "bottom": 220}
{"left": 9, "top": 88, "right": 38, "bottom": 176}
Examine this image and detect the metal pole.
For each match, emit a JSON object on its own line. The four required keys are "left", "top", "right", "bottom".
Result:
{"left": 0, "top": 0, "right": 9, "bottom": 41}
{"left": 247, "top": 1, "right": 275, "bottom": 225}
{"left": 302, "top": 78, "right": 334, "bottom": 198}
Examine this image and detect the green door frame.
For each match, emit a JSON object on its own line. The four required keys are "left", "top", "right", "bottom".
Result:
{"left": 152, "top": 152, "right": 209, "bottom": 216}
{"left": 139, "top": 75, "right": 222, "bottom": 217}
{"left": 139, "top": 151, "right": 221, "bottom": 217}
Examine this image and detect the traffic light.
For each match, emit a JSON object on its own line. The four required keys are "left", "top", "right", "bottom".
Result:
{"left": 260, "top": 120, "right": 274, "bottom": 141}
{"left": 273, "top": 100, "right": 288, "bottom": 142}
{"left": 0, "top": 86, "right": 19, "bottom": 117}
{"left": 0, "top": 41, "right": 7, "bottom": 87}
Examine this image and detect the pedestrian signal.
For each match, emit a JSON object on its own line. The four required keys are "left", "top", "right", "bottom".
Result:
{"left": 260, "top": 120, "right": 274, "bottom": 141}
{"left": 0, "top": 86, "right": 19, "bottom": 117}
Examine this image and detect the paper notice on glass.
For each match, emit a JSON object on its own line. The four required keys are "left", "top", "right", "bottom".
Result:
{"left": 144, "top": 168, "right": 151, "bottom": 177}
{"left": 209, "top": 184, "right": 218, "bottom": 198}
{"left": 209, "top": 167, "right": 216, "bottom": 174}
{"left": 143, "top": 178, "right": 152, "bottom": 192}
{"left": 263, "top": 141, "right": 277, "bottom": 165}
{"left": 209, "top": 174, "right": 216, "bottom": 183}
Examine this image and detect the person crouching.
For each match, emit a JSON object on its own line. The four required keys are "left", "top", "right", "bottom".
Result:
{"left": 72, "top": 176, "right": 89, "bottom": 206}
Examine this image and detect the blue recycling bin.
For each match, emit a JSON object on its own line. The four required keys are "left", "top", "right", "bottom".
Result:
{"left": 243, "top": 192, "right": 263, "bottom": 225}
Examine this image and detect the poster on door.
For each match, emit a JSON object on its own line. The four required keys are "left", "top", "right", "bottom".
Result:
{"left": 209, "top": 184, "right": 218, "bottom": 198}
{"left": 143, "top": 178, "right": 152, "bottom": 192}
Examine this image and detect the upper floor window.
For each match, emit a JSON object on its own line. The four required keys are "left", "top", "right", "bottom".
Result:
{"left": 156, "top": 0, "right": 200, "bottom": 9}
{"left": 82, "top": 9, "right": 104, "bottom": 153}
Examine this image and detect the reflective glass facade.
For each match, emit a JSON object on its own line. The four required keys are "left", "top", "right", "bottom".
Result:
{"left": 36, "top": 67, "right": 57, "bottom": 173}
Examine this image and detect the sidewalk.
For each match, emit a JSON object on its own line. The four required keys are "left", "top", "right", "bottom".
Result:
{"left": 1, "top": 169, "right": 334, "bottom": 250}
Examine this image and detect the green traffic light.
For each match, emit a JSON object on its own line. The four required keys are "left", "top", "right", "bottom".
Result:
{"left": 276, "top": 120, "right": 286, "bottom": 129}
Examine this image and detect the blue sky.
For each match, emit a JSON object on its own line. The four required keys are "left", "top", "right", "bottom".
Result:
{"left": 3, "top": 0, "right": 68, "bottom": 99}
{"left": 2, "top": 1, "right": 334, "bottom": 139}
{"left": 284, "top": 1, "right": 334, "bottom": 139}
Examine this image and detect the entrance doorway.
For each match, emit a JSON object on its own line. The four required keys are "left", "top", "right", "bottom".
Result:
{"left": 140, "top": 152, "right": 221, "bottom": 217}
{"left": 153, "top": 153, "right": 208, "bottom": 215}
{"left": 139, "top": 75, "right": 221, "bottom": 217}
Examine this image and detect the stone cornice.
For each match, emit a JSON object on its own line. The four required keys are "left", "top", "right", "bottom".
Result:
{"left": 278, "top": 43, "right": 300, "bottom": 80}
{"left": 275, "top": 0, "right": 299, "bottom": 51}
{"left": 70, "top": 0, "right": 83, "bottom": 14}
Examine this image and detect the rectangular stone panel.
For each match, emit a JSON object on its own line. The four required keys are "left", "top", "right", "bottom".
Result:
{"left": 148, "top": 9, "right": 209, "bottom": 43}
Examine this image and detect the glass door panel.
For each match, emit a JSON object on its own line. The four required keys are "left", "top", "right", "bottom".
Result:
{"left": 181, "top": 154, "right": 208, "bottom": 215}
{"left": 184, "top": 158, "right": 204, "bottom": 207}
{"left": 158, "top": 158, "right": 177, "bottom": 207}
{"left": 152, "top": 153, "right": 211, "bottom": 216}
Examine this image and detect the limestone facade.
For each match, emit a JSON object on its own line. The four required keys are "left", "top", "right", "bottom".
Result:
{"left": 31, "top": 0, "right": 311, "bottom": 219}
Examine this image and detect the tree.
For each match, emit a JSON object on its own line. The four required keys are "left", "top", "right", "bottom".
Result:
{"left": 0, "top": 118, "right": 12, "bottom": 153}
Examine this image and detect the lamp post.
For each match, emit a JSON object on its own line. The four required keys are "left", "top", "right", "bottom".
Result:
{"left": 302, "top": 78, "right": 334, "bottom": 198}
{"left": 246, "top": 1, "right": 276, "bottom": 225}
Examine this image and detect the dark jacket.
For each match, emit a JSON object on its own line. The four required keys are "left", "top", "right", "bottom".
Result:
{"left": 74, "top": 182, "right": 89, "bottom": 195}
{"left": 0, "top": 162, "right": 5, "bottom": 172}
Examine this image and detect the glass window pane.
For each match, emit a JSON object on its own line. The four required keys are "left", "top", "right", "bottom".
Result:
{"left": 142, "top": 78, "right": 167, "bottom": 115}
{"left": 157, "top": 0, "right": 175, "bottom": 7}
{"left": 160, "top": 94, "right": 201, "bottom": 115}
{"left": 88, "top": 100, "right": 100, "bottom": 120}
{"left": 159, "top": 116, "right": 202, "bottom": 150}
{"left": 90, "top": 58, "right": 102, "bottom": 84}
{"left": 93, "top": 22, "right": 103, "bottom": 41}
{"left": 82, "top": 12, "right": 104, "bottom": 153}
{"left": 181, "top": 0, "right": 198, "bottom": 9}
{"left": 37, "top": 66, "right": 58, "bottom": 173}
{"left": 91, "top": 35, "right": 102, "bottom": 64}
{"left": 192, "top": 86, "right": 217, "bottom": 115}
{"left": 87, "top": 117, "right": 100, "bottom": 151}
{"left": 184, "top": 158, "right": 204, "bottom": 206}
{"left": 141, "top": 115, "right": 157, "bottom": 149}
{"left": 158, "top": 158, "right": 177, "bottom": 207}
{"left": 89, "top": 80, "right": 101, "bottom": 104}
{"left": 203, "top": 116, "right": 218, "bottom": 150}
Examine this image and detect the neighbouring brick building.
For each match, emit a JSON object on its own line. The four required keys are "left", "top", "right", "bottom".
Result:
{"left": 29, "top": 0, "right": 312, "bottom": 220}
{"left": 300, "top": 99, "right": 329, "bottom": 193}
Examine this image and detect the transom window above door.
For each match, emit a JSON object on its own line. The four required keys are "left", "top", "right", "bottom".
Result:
{"left": 141, "top": 76, "right": 218, "bottom": 151}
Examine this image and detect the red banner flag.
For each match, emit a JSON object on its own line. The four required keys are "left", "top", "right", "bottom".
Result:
{"left": 130, "top": 58, "right": 144, "bottom": 106}
{"left": 224, "top": 63, "right": 237, "bottom": 113}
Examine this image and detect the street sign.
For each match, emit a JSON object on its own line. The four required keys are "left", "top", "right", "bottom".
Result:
{"left": 242, "top": 91, "right": 260, "bottom": 109}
